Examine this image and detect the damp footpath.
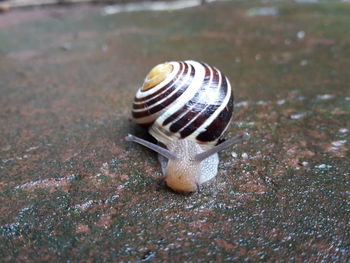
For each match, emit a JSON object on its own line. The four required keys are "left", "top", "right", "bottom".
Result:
{"left": 0, "top": 0, "right": 349, "bottom": 262}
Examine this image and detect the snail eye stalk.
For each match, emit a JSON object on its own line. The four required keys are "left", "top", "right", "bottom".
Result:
{"left": 125, "top": 134, "right": 178, "bottom": 160}
{"left": 195, "top": 133, "right": 250, "bottom": 161}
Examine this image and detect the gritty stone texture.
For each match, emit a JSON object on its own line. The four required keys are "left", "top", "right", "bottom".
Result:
{"left": 0, "top": 1, "right": 349, "bottom": 262}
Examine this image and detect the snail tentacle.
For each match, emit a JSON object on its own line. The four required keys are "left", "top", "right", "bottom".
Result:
{"left": 125, "top": 134, "right": 178, "bottom": 160}
{"left": 195, "top": 133, "right": 250, "bottom": 161}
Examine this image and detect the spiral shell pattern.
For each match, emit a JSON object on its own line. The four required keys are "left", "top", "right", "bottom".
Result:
{"left": 132, "top": 60, "right": 233, "bottom": 149}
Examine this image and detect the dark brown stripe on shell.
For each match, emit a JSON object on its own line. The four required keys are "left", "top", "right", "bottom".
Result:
{"left": 132, "top": 65, "right": 195, "bottom": 119}
{"left": 163, "top": 63, "right": 211, "bottom": 127}
{"left": 196, "top": 80, "right": 233, "bottom": 142}
{"left": 133, "top": 62, "right": 184, "bottom": 103}
{"left": 178, "top": 68, "right": 227, "bottom": 139}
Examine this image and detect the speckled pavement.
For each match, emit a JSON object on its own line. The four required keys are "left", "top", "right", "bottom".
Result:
{"left": 0, "top": 1, "right": 349, "bottom": 261}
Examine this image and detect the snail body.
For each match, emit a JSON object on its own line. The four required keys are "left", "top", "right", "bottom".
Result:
{"left": 126, "top": 60, "right": 249, "bottom": 193}
{"left": 160, "top": 139, "right": 219, "bottom": 192}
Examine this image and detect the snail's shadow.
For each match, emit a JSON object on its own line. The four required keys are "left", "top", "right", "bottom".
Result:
{"left": 127, "top": 121, "right": 155, "bottom": 143}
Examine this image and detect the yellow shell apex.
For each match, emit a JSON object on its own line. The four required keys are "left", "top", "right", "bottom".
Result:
{"left": 142, "top": 63, "right": 173, "bottom": 91}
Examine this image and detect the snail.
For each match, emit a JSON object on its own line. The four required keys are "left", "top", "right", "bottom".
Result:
{"left": 126, "top": 60, "right": 249, "bottom": 193}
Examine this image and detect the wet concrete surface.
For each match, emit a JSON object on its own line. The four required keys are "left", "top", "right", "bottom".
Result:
{"left": 0, "top": 0, "right": 349, "bottom": 261}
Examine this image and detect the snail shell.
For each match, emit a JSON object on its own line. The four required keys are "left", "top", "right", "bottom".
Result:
{"left": 127, "top": 60, "right": 247, "bottom": 193}
{"left": 132, "top": 60, "right": 234, "bottom": 150}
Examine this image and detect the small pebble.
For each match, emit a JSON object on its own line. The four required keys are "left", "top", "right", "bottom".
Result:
{"left": 291, "top": 113, "right": 305, "bottom": 120}
{"left": 236, "top": 121, "right": 255, "bottom": 128}
{"left": 235, "top": 101, "right": 249, "bottom": 107}
{"left": 297, "top": 31, "right": 305, "bottom": 39}
{"left": 277, "top": 99, "right": 286, "bottom": 105}
{"left": 339, "top": 128, "right": 348, "bottom": 134}
{"left": 331, "top": 140, "right": 347, "bottom": 147}
{"left": 246, "top": 7, "right": 279, "bottom": 17}
{"left": 231, "top": 152, "right": 238, "bottom": 158}
{"left": 241, "top": 153, "right": 249, "bottom": 160}
{"left": 25, "top": 146, "right": 39, "bottom": 152}
{"left": 317, "top": 94, "right": 335, "bottom": 100}
{"left": 257, "top": 100, "right": 268, "bottom": 105}
{"left": 315, "top": 164, "right": 332, "bottom": 169}
{"left": 300, "top": 60, "right": 308, "bottom": 66}
{"left": 61, "top": 42, "right": 72, "bottom": 51}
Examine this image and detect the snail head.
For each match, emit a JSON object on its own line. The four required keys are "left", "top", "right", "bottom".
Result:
{"left": 125, "top": 133, "right": 249, "bottom": 193}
